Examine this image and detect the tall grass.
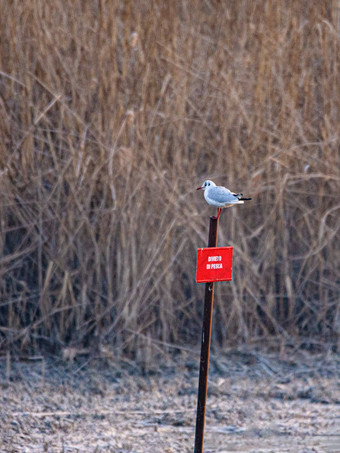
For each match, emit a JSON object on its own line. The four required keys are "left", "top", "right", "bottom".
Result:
{"left": 0, "top": 0, "right": 339, "bottom": 359}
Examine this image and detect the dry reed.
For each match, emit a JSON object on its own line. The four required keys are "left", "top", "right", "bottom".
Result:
{"left": 0, "top": 1, "right": 339, "bottom": 360}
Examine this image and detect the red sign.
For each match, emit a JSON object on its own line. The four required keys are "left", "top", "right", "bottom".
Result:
{"left": 196, "top": 247, "right": 233, "bottom": 283}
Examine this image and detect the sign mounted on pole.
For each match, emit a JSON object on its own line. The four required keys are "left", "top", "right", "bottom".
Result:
{"left": 196, "top": 246, "right": 233, "bottom": 283}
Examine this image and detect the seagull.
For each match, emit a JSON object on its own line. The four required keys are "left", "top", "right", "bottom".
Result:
{"left": 197, "top": 180, "right": 251, "bottom": 219}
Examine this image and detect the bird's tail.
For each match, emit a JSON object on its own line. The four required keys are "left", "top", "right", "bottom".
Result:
{"left": 235, "top": 193, "right": 252, "bottom": 201}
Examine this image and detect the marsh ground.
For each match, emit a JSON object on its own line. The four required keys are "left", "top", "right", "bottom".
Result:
{"left": 1, "top": 348, "right": 339, "bottom": 453}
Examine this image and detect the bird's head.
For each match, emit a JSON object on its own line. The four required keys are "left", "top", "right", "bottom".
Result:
{"left": 197, "top": 180, "right": 216, "bottom": 191}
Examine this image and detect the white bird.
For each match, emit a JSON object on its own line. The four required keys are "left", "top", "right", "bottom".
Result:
{"left": 197, "top": 180, "right": 251, "bottom": 219}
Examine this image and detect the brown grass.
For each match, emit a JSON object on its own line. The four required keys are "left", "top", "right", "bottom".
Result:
{"left": 0, "top": 1, "right": 339, "bottom": 358}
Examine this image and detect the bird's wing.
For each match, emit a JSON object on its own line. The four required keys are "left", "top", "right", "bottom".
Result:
{"left": 209, "top": 186, "right": 237, "bottom": 203}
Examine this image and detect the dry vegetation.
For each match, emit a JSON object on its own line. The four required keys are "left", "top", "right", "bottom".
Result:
{"left": 0, "top": 1, "right": 339, "bottom": 359}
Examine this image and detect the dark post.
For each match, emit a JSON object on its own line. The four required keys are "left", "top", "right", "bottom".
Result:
{"left": 194, "top": 216, "right": 219, "bottom": 453}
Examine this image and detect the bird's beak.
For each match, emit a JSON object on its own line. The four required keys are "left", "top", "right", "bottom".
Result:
{"left": 197, "top": 186, "right": 202, "bottom": 190}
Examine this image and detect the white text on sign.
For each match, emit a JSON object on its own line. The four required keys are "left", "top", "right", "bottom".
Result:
{"left": 208, "top": 256, "right": 222, "bottom": 262}
{"left": 206, "top": 263, "right": 223, "bottom": 269}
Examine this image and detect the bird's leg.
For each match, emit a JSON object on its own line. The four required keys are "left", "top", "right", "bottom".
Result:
{"left": 217, "top": 208, "right": 222, "bottom": 220}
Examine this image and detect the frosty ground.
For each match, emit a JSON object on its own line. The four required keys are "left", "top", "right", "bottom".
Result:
{"left": 1, "top": 347, "right": 339, "bottom": 452}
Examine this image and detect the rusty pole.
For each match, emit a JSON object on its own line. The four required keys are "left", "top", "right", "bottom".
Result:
{"left": 194, "top": 215, "right": 219, "bottom": 453}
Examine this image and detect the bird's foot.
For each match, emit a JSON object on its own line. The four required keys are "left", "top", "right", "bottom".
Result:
{"left": 216, "top": 208, "right": 222, "bottom": 220}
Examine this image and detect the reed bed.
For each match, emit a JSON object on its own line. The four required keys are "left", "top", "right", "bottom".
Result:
{"left": 0, "top": 0, "right": 339, "bottom": 359}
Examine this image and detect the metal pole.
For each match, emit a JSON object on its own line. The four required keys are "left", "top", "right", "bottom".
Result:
{"left": 194, "top": 215, "right": 219, "bottom": 453}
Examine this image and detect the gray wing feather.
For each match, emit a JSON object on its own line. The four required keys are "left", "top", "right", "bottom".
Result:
{"left": 209, "top": 186, "right": 237, "bottom": 203}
